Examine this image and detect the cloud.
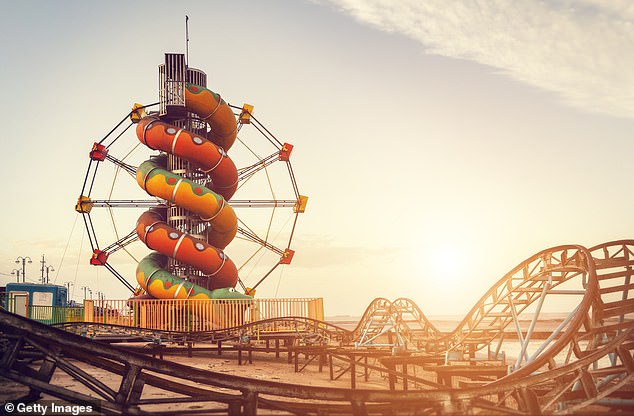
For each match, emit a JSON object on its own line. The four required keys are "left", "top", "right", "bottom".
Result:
{"left": 322, "top": 0, "right": 634, "bottom": 118}
{"left": 291, "top": 234, "right": 400, "bottom": 269}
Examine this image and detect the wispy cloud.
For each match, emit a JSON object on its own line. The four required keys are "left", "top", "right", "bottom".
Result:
{"left": 322, "top": 0, "right": 634, "bottom": 118}
{"left": 291, "top": 235, "right": 400, "bottom": 269}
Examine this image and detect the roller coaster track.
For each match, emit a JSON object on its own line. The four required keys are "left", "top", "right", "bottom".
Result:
{"left": 352, "top": 297, "right": 444, "bottom": 351}
{"left": 1, "top": 303, "right": 633, "bottom": 414}
{"left": 351, "top": 244, "right": 599, "bottom": 370}
{"left": 1, "top": 240, "right": 632, "bottom": 414}
{"left": 350, "top": 242, "right": 633, "bottom": 373}
{"left": 55, "top": 316, "right": 352, "bottom": 346}
{"left": 447, "top": 244, "right": 597, "bottom": 377}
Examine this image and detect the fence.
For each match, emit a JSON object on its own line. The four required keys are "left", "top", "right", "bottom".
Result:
{"left": 2, "top": 299, "right": 84, "bottom": 325}
{"left": 1, "top": 296, "right": 323, "bottom": 331}
{"left": 83, "top": 297, "right": 324, "bottom": 332}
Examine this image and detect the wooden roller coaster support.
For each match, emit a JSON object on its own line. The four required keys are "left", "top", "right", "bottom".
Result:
{"left": 589, "top": 240, "right": 634, "bottom": 330}
{"left": 0, "top": 309, "right": 503, "bottom": 415}
{"left": 352, "top": 297, "right": 443, "bottom": 352}
{"left": 287, "top": 345, "right": 448, "bottom": 391}
{"left": 2, "top": 282, "right": 632, "bottom": 413}
{"left": 443, "top": 244, "right": 600, "bottom": 378}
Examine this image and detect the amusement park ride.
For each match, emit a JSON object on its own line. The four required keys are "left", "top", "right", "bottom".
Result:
{"left": 74, "top": 53, "right": 306, "bottom": 301}
{"left": 0, "top": 49, "right": 633, "bottom": 415}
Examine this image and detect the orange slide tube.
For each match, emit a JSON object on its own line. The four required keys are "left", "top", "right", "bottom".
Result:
{"left": 136, "top": 117, "right": 238, "bottom": 200}
{"left": 134, "top": 84, "right": 246, "bottom": 299}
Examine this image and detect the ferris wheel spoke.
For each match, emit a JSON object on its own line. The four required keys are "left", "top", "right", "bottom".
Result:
{"left": 247, "top": 261, "right": 283, "bottom": 293}
{"left": 237, "top": 152, "right": 279, "bottom": 182}
{"left": 104, "top": 154, "right": 137, "bottom": 177}
{"left": 102, "top": 262, "right": 135, "bottom": 292}
{"left": 89, "top": 199, "right": 161, "bottom": 208}
{"left": 236, "top": 226, "right": 284, "bottom": 256}
{"left": 101, "top": 229, "right": 139, "bottom": 251}
{"left": 231, "top": 199, "right": 297, "bottom": 208}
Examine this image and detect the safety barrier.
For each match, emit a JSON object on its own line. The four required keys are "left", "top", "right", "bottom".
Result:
{"left": 82, "top": 297, "right": 324, "bottom": 331}
{"left": 2, "top": 299, "right": 83, "bottom": 325}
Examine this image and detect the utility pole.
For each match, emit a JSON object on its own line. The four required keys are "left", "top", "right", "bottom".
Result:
{"left": 64, "top": 282, "right": 74, "bottom": 305}
{"left": 40, "top": 254, "right": 45, "bottom": 283}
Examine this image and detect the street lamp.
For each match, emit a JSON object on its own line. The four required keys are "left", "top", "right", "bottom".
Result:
{"left": 64, "top": 282, "right": 74, "bottom": 305}
{"left": 15, "top": 256, "right": 32, "bottom": 283}
{"left": 44, "top": 265, "right": 55, "bottom": 284}
{"left": 11, "top": 269, "right": 21, "bottom": 282}
{"left": 81, "top": 286, "right": 91, "bottom": 301}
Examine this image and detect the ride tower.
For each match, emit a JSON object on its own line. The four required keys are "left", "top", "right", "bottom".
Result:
{"left": 158, "top": 53, "right": 214, "bottom": 290}
{"left": 76, "top": 48, "right": 307, "bottom": 299}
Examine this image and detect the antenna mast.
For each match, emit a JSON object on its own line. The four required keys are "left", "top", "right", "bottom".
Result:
{"left": 185, "top": 15, "right": 190, "bottom": 65}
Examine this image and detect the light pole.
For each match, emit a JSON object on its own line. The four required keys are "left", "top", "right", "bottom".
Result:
{"left": 44, "top": 265, "right": 55, "bottom": 284}
{"left": 11, "top": 269, "right": 21, "bottom": 283}
{"left": 15, "top": 256, "right": 32, "bottom": 283}
{"left": 64, "top": 282, "right": 74, "bottom": 305}
{"left": 81, "top": 286, "right": 91, "bottom": 301}
{"left": 40, "top": 254, "right": 45, "bottom": 283}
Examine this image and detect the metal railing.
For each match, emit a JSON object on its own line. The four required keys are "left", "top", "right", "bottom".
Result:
{"left": 2, "top": 297, "right": 323, "bottom": 332}
{"left": 2, "top": 299, "right": 83, "bottom": 325}
{"left": 82, "top": 297, "right": 324, "bottom": 332}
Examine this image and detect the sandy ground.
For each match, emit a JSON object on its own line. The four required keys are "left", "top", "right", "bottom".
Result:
{"left": 0, "top": 346, "right": 392, "bottom": 415}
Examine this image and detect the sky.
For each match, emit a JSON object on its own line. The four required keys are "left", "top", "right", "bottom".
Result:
{"left": 0, "top": 0, "right": 632, "bottom": 317}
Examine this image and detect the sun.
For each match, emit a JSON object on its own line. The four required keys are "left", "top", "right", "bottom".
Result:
{"left": 428, "top": 245, "right": 466, "bottom": 282}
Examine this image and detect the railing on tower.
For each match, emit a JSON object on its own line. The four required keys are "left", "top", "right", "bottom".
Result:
{"left": 158, "top": 53, "right": 211, "bottom": 287}
{"left": 159, "top": 53, "right": 186, "bottom": 117}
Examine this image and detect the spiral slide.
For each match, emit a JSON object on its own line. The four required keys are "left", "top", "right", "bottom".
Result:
{"left": 134, "top": 84, "right": 249, "bottom": 300}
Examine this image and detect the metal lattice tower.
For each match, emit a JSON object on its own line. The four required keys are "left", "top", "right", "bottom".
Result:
{"left": 158, "top": 53, "right": 210, "bottom": 289}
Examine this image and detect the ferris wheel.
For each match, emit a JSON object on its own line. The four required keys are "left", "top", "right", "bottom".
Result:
{"left": 75, "top": 57, "right": 306, "bottom": 300}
